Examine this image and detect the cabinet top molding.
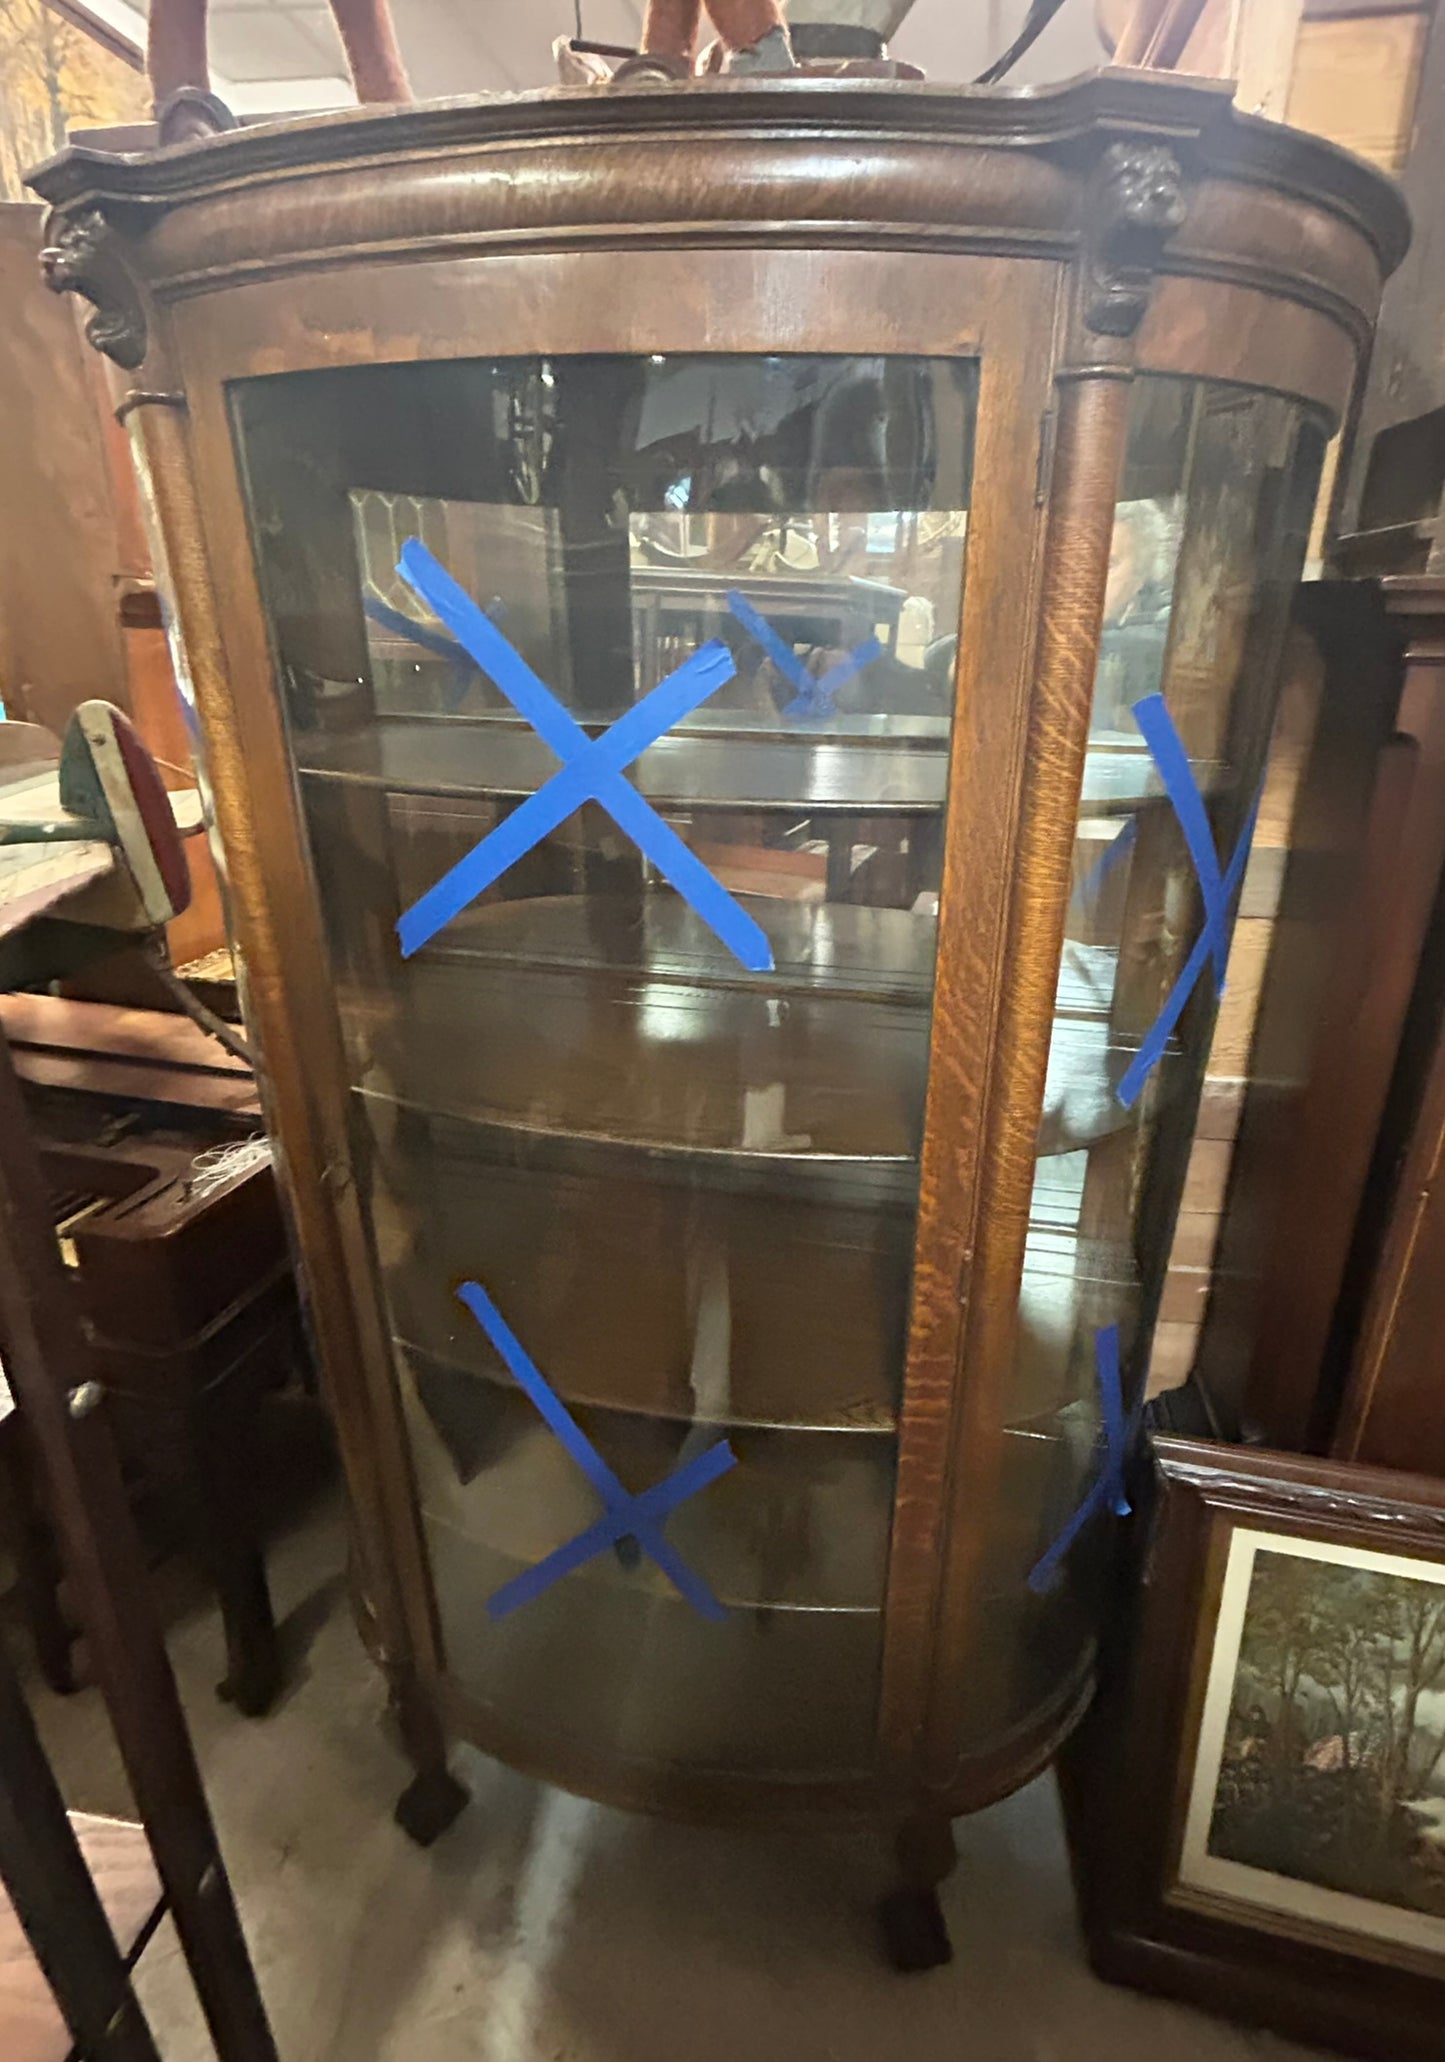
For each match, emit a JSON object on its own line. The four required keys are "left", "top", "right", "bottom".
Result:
{"left": 26, "top": 69, "right": 1408, "bottom": 292}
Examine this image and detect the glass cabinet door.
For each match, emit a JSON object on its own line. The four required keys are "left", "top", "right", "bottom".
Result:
{"left": 974, "top": 376, "right": 1328, "bottom": 1749}
{"left": 234, "top": 353, "right": 978, "bottom": 1778}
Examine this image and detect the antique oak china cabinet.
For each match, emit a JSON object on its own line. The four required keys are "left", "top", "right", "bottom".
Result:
{"left": 31, "top": 67, "right": 1405, "bottom": 1960}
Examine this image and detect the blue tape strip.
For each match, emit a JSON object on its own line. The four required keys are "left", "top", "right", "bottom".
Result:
{"left": 393, "top": 638, "right": 757, "bottom": 961}
{"left": 1115, "top": 786, "right": 1259, "bottom": 1110}
{"left": 456, "top": 1281, "right": 736, "bottom": 1621}
{"left": 394, "top": 543, "right": 774, "bottom": 973}
{"left": 725, "top": 589, "right": 807, "bottom": 691}
{"left": 785, "top": 639, "right": 883, "bottom": 722}
{"left": 1132, "top": 695, "right": 1234, "bottom": 992}
{"left": 1028, "top": 1324, "right": 1139, "bottom": 1595}
{"left": 725, "top": 589, "right": 882, "bottom": 722}
{"left": 486, "top": 1444, "right": 737, "bottom": 1620}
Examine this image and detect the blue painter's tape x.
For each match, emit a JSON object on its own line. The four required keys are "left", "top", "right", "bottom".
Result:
{"left": 457, "top": 1281, "right": 737, "bottom": 1622}
{"left": 1114, "top": 694, "right": 1261, "bottom": 1110}
{"left": 726, "top": 589, "right": 883, "bottom": 722}
{"left": 1027, "top": 1325, "right": 1140, "bottom": 1597}
{"left": 1132, "top": 694, "right": 1236, "bottom": 991}
{"left": 393, "top": 541, "right": 775, "bottom": 972}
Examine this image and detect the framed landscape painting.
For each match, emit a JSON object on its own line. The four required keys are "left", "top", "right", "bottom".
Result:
{"left": 1178, "top": 1525, "right": 1445, "bottom": 1967}
{"left": 1062, "top": 1438, "right": 1445, "bottom": 2062}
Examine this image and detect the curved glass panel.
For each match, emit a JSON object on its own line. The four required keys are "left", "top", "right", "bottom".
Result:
{"left": 967, "top": 376, "right": 1329, "bottom": 1751}
{"left": 233, "top": 354, "right": 977, "bottom": 1779}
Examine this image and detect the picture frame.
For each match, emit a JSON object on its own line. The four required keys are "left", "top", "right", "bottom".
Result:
{"left": 1061, "top": 1437, "right": 1445, "bottom": 2062}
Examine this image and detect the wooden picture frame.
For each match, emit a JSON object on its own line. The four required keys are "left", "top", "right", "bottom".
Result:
{"left": 1063, "top": 1437, "right": 1445, "bottom": 2062}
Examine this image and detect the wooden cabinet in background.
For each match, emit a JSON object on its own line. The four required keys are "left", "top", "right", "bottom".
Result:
{"left": 1286, "top": 1, "right": 1432, "bottom": 177}
{"left": 1330, "top": 587, "right": 1445, "bottom": 1472}
{"left": 1336, "top": 972, "right": 1445, "bottom": 1473}
{"left": 0, "top": 203, "right": 225, "bottom": 967}
{"left": 0, "top": 203, "right": 133, "bottom": 736}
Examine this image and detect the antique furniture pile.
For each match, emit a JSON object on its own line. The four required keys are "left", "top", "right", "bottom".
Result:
{"left": 0, "top": 707, "right": 298, "bottom": 1720}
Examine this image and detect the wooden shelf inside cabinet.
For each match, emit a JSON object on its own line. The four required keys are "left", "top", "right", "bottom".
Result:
{"left": 373, "top": 1127, "right": 1134, "bottom": 1439}
{"left": 420, "top": 1424, "right": 1092, "bottom": 1786}
{"left": 370, "top": 1130, "right": 910, "bottom": 1432}
{"left": 403, "top": 1331, "right": 1112, "bottom": 1607}
{"left": 296, "top": 718, "right": 1207, "bottom": 816}
{"left": 298, "top": 714, "right": 954, "bottom": 814}
{"left": 385, "top": 895, "right": 937, "bottom": 999}
{"left": 347, "top": 978, "right": 927, "bottom": 1170}
{"left": 342, "top": 894, "right": 933, "bottom": 1174}
{"left": 433, "top": 1517, "right": 1092, "bottom": 1788}
{"left": 340, "top": 901, "right": 1152, "bottom": 1173}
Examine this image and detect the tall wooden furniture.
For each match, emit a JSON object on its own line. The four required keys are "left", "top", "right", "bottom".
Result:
{"left": 1238, "top": 576, "right": 1445, "bottom": 1447}
{"left": 0, "top": 715, "right": 297, "bottom": 1716}
{"left": 1334, "top": 917, "right": 1445, "bottom": 1477}
{"left": 0, "top": 203, "right": 226, "bottom": 968}
{"left": 0, "top": 990, "right": 298, "bottom": 1717}
{"left": 0, "top": 205, "right": 132, "bottom": 739}
{"left": 30, "top": 70, "right": 1404, "bottom": 1956}
{"left": 0, "top": 1027, "right": 276, "bottom": 2060}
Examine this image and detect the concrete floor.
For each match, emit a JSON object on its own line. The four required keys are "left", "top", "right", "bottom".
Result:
{"left": 20, "top": 1476, "right": 1331, "bottom": 2062}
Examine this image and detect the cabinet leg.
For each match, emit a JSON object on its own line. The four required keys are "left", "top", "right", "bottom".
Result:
{"left": 212, "top": 1548, "right": 282, "bottom": 1719}
{"left": 184, "top": 1396, "right": 283, "bottom": 1718}
{"left": 878, "top": 1816, "right": 956, "bottom": 1973}
{"left": 392, "top": 1680, "right": 468, "bottom": 1847}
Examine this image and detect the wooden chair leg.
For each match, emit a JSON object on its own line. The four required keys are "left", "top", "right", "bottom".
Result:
{"left": 0, "top": 1638, "right": 163, "bottom": 2062}
{"left": 189, "top": 1385, "right": 282, "bottom": 1718}
{"left": 140, "top": 1395, "right": 281, "bottom": 1721}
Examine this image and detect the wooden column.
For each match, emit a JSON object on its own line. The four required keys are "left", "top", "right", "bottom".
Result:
{"left": 919, "top": 370, "right": 1136, "bottom": 1790}
{"left": 908, "top": 136, "right": 1190, "bottom": 1795}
